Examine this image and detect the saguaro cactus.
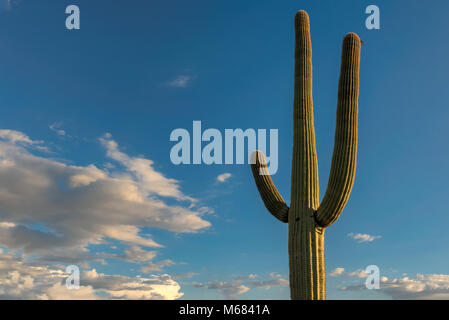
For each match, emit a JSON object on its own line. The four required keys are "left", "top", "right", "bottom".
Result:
{"left": 250, "top": 10, "right": 361, "bottom": 300}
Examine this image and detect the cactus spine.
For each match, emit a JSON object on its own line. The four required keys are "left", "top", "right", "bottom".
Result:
{"left": 250, "top": 10, "right": 361, "bottom": 300}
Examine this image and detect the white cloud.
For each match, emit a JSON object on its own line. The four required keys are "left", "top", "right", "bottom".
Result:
{"left": 101, "top": 225, "right": 161, "bottom": 248}
{"left": 173, "top": 272, "right": 198, "bottom": 280}
{"left": 329, "top": 267, "right": 345, "bottom": 277}
{"left": 99, "top": 133, "right": 195, "bottom": 201}
{"left": 0, "top": 129, "right": 47, "bottom": 149}
{"left": 194, "top": 280, "right": 250, "bottom": 299}
{"left": 140, "top": 259, "right": 176, "bottom": 273}
{"left": 44, "top": 282, "right": 98, "bottom": 300}
{"left": 0, "top": 252, "right": 182, "bottom": 299}
{"left": 0, "top": 129, "right": 49, "bottom": 152}
{"left": 0, "top": 130, "right": 210, "bottom": 253}
{"left": 329, "top": 267, "right": 371, "bottom": 278}
{"left": 247, "top": 278, "right": 289, "bottom": 289}
{"left": 0, "top": 129, "right": 212, "bottom": 298}
{"left": 166, "top": 75, "right": 193, "bottom": 88}
{"left": 236, "top": 274, "right": 257, "bottom": 280}
{"left": 81, "top": 269, "right": 183, "bottom": 300}
{"left": 342, "top": 272, "right": 449, "bottom": 300}
{"left": 216, "top": 173, "right": 231, "bottom": 183}
{"left": 193, "top": 274, "right": 288, "bottom": 299}
{"left": 121, "top": 246, "right": 157, "bottom": 262}
{"left": 348, "top": 233, "right": 381, "bottom": 243}
{"left": 345, "top": 269, "right": 369, "bottom": 278}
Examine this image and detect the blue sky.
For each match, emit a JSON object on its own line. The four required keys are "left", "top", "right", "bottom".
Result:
{"left": 1, "top": 0, "right": 449, "bottom": 299}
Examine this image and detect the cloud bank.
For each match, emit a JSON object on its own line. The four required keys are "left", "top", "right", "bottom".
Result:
{"left": 0, "top": 129, "right": 211, "bottom": 299}
{"left": 193, "top": 273, "right": 288, "bottom": 299}
{"left": 342, "top": 273, "right": 449, "bottom": 300}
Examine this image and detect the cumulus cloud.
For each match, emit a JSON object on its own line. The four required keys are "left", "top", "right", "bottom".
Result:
{"left": 140, "top": 259, "right": 176, "bottom": 273}
{"left": 329, "top": 267, "right": 345, "bottom": 277}
{"left": 247, "top": 278, "right": 289, "bottom": 289}
{"left": 193, "top": 280, "right": 249, "bottom": 299}
{"left": 0, "top": 129, "right": 211, "bottom": 298}
{"left": 0, "top": 130, "right": 38, "bottom": 144}
{"left": 346, "top": 269, "right": 370, "bottom": 278}
{"left": 0, "top": 252, "right": 182, "bottom": 299}
{"left": 329, "top": 267, "right": 390, "bottom": 280}
{"left": 173, "top": 272, "right": 198, "bottom": 280}
{"left": 0, "top": 130, "right": 210, "bottom": 252}
{"left": 44, "top": 282, "right": 98, "bottom": 300}
{"left": 81, "top": 268, "right": 182, "bottom": 300}
{"left": 99, "top": 133, "right": 195, "bottom": 201}
{"left": 341, "top": 273, "right": 449, "bottom": 300}
{"left": 216, "top": 173, "right": 232, "bottom": 183}
{"left": 121, "top": 246, "right": 158, "bottom": 262}
{"left": 192, "top": 274, "right": 288, "bottom": 299}
{"left": 348, "top": 233, "right": 381, "bottom": 243}
{"left": 328, "top": 267, "right": 369, "bottom": 279}
{"left": 0, "top": 129, "right": 48, "bottom": 152}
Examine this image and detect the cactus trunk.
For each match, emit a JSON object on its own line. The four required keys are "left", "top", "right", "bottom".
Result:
{"left": 250, "top": 10, "right": 361, "bottom": 300}
{"left": 288, "top": 10, "right": 324, "bottom": 300}
{"left": 289, "top": 215, "right": 325, "bottom": 299}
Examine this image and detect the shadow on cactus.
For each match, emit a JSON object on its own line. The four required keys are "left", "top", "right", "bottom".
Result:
{"left": 250, "top": 10, "right": 361, "bottom": 300}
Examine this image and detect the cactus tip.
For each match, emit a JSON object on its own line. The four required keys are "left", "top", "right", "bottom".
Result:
{"left": 295, "top": 10, "right": 310, "bottom": 27}
{"left": 250, "top": 150, "right": 266, "bottom": 166}
{"left": 344, "top": 32, "right": 361, "bottom": 43}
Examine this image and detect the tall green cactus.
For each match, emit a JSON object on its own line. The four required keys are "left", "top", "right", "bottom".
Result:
{"left": 250, "top": 10, "right": 361, "bottom": 300}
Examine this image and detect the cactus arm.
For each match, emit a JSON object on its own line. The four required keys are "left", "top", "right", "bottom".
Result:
{"left": 251, "top": 151, "right": 289, "bottom": 223}
{"left": 315, "top": 33, "right": 361, "bottom": 228}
